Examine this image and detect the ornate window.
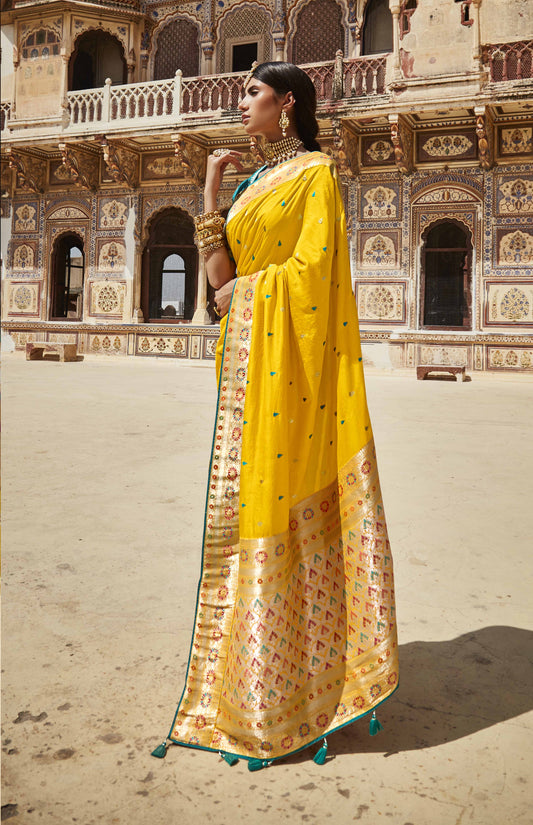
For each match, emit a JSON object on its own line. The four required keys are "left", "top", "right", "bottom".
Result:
{"left": 69, "top": 31, "right": 126, "bottom": 90}
{"left": 361, "top": 0, "right": 393, "bottom": 55}
{"left": 141, "top": 208, "right": 197, "bottom": 323}
{"left": 153, "top": 18, "right": 200, "bottom": 80}
{"left": 217, "top": 5, "right": 272, "bottom": 73}
{"left": 290, "top": 0, "right": 345, "bottom": 64}
{"left": 21, "top": 27, "right": 60, "bottom": 60}
{"left": 50, "top": 235, "right": 85, "bottom": 321}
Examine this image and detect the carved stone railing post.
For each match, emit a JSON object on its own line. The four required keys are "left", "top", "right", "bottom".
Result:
{"left": 103, "top": 78, "right": 112, "bottom": 123}
{"left": 173, "top": 70, "right": 182, "bottom": 118}
{"left": 333, "top": 50, "right": 344, "bottom": 99}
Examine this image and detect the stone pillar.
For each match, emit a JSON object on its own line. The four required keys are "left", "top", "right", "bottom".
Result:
{"left": 192, "top": 255, "right": 211, "bottom": 325}
{"left": 389, "top": 2, "right": 402, "bottom": 80}
{"left": 471, "top": 0, "right": 483, "bottom": 72}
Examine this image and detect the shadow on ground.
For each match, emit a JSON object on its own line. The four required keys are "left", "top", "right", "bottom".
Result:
{"left": 285, "top": 625, "right": 533, "bottom": 764}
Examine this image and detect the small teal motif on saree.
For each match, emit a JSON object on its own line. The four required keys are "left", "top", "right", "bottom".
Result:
{"left": 312, "top": 191, "right": 316, "bottom": 196}
{"left": 341, "top": 420, "right": 345, "bottom": 424}
{"left": 277, "top": 453, "right": 283, "bottom": 458}
{"left": 252, "top": 255, "right": 255, "bottom": 260}
{"left": 273, "top": 412, "right": 280, "bottom": 417}
{"left": 281, "top": 201, "right": 285, "bottom": 206}
{"left": 359, "top": 357, "right": 362, "bottom": 361}
{"left": 237, "top": 239, "right": 241, "bottom": 244}
{"left": 268, "top": 332, "right": 273, "bottom": 336}
{"left": 343, "top": 321, "right": 348, "bottom": 326}
{"left": 320, "top": 404, "right": 325, "bottom": 409}
{"left": 312, "top": 306, "right": 317, "bottom": 311}
{"left": 241, "top": 503, "right": 246, "bottom": 507}
{"left": 323, "top": 247, "right": 327, "bottom": 251}
{"left": 242, "top": 461, "right": 247, "bottom": 465}
{"left": 278, "top": 495, "right": 284, "bottom": 500}
{"left": 270, "top": 371, "right": 276, "bottom": 376}
{"left": 266, "top": 294, "right": 272, "bottom": 298}
{"left": 278, "top": 240, "right": 282, "bottom": 246}
{"left": 309, "top": 434, "right": 313, "bottom": 438}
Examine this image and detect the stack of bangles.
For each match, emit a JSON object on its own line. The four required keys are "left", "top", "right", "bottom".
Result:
{"left": 194, "top": 210, "right": 227, "bottom": 255}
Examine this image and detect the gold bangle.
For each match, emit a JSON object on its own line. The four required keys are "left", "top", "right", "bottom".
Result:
{"left": 194, "top": 210, "right": 223, "bottom": 228}
{"left": 196, "top": 231, "right": 225, "bottom": 247}
{"left": 198, "top": 238, "right": 227, "bottom": 255}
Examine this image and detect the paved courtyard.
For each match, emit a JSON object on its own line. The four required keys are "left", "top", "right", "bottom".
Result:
{"left": 2, "top": 353, "right": 533, "bottom": 825}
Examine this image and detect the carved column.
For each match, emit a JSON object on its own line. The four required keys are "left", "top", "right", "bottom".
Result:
{"left": 131, "top": 195, "right": 144, "bottom": 323}
{"left": 388, "top": 114, "right": 413, "bottom": 175}
{"left": 471, "top": 0, "right": 483, "bottom": 72}
{"left": 127, "top": 49, "right": 136, "bottom": 83}
{"left": 201, "top": 2, "right": 215, "bottom": 74}
{"left": 59, "top": 51, "right": 70, "bottom": 124}
{"left": 389, "top": 2, "right": 402, "bottom": 80}
{"left": 347, "top": 0, "right": 358, "bottom": 58}
{"left": 192, "top": 255, "right": 211, "bottom": 325}
{"left": 272, "top": 0, "right": 286, "bottom": 61}
{"left": 474, "top": 105, "right": 494, "bottom": 170}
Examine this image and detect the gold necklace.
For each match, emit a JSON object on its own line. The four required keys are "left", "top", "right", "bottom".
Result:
{"left": 263, "top": 137, "right": 302, "bottom": 167}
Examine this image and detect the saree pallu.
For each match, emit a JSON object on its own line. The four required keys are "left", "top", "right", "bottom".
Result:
{"left": 167, "top": 152, "right": 398, "bottom": 764}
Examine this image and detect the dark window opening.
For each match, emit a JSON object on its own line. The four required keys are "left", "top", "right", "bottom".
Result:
{"left": 362, "top": 0, "right": 393, "bottom": 55}
{"left": 422, "top": 221, "right": 472, "bottom": 329}
{"left": 232, "top": 42, "right": 258, "bottom": 73}
{"left": 69, "top": 30, "right": 126, "bottom": 91}
{"left": 141, "top": 209, "right": 198, "bottom": 323}
{"left": 51, "top": 236, "right": 84, "bottom": 320}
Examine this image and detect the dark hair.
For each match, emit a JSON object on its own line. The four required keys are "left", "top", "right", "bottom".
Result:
{"left": 251, "top": 62, "right": 321, "bottom": 153}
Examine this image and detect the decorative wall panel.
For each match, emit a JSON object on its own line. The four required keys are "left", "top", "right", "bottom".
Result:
{"left": 5, "top": 281, "right": 42, "bottom": 316}
{"left": 358, "top": 230, "right": 400, "bottom": 269}
{"left": 487, "top": 347, "right": 533, "bottom": 370}
{"left": 360, "top": 183, "right": 400, "bottom": 219}
{"left": 13, "top": 203, "right": 38, "bottom": 233}
{"left": 361, "top": 136, "right": 395, "bottom": 168}
{"left": 499, "top": 127, "right": 533, "bottom": 157}
{"left": 416, "top": 130, "right": 477, "bottom": 163}
{"left": 12, "top": 242, "right": 37, "bottom": 273}
{"left": 485, "top": 282, "right": 533, "bottom": 326}
{"left": 356, "top": 282, "right": 406, "bottom": 323}
{"left": 496, "top": 228, "right": 533, "bottom": 266}
{"left": 495, "top": 174, "right": 533, "bottom": 215}
{"left": 96, "top": 240, "right": 126, "bottom": 273}
{"left": 136, "top": 334, "right": 189, "bottom": 357}
{"left": 98, "top": 197, "right": 128, "bottom": 229}
{"left": 89, "top": 281, "right": 127, "bottom": 319}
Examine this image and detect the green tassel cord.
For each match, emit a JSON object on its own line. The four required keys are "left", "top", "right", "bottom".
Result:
{"left": 219, "top": 751, "right": 239, "bottom": 767}
{"left": 151, "top": 740, "right": 168, "bottom": 758}
{"left": 313, "top": 738, "right": 328, "bottom": 765}
{"left": 248, "top": 758, "right": 272, "bottom": 772}
{"left": 369, "top": 711, "right": 383, "bottom": 736}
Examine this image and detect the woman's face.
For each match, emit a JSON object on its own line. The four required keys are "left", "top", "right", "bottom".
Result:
{"left": 238, "top": 79, "right": 286, "bottom": 141}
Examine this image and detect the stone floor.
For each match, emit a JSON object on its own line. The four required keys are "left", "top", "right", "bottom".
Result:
{"left": 2, "top": 353, "right": 533, "bottom": 825}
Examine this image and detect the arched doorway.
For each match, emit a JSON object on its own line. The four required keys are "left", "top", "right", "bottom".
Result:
{"left": 50, "top": 234, "right": 85, "bottom": 320}
{"left": 141, "top": 208, "right": 198, "bottom": 322}
{"left": 361, "top": 0, "right": 393, "bottom": 55}
{"left": 69, "top": 31, "right": 126, "bottom": 90}
{"left": 421, "top": 220, "right": 472, "bottom": 329}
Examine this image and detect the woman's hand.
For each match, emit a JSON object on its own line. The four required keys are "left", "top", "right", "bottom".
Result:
{"left": 204, "top": 150, "right": 243, "bottom": 211}
{"left": 214, "top": 279, "right": 236, "bottom": 319}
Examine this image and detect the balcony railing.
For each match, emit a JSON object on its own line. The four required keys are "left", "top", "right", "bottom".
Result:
{"left": 62, "top": 54, "right": 389, "bottom": 131}
{"left": 482, "top": 40, "right": 533, "bottom": 82}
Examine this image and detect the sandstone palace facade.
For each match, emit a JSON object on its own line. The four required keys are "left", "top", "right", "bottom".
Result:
{"left": 1, "top": 0, "right": 532, "bottom": 371}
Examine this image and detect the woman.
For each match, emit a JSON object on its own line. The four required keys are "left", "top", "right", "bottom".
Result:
{"left": 153, "top": 62, "right": 398, "bottom": 770}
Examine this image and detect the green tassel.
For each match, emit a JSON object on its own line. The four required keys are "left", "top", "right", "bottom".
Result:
{"left": 248, "top": 758, "right": 270, "bottom": 772}
{"left": 151, "top": 740, "right": 168, "bottom": 758}
{"left": 313, "top": 738, "right": 328, "bottom": 765}
{"left": 369, "top": 711, "right": 383, "bottom": 736}
{"left": 220, "top": 751, "right": 239, "bottom": 767}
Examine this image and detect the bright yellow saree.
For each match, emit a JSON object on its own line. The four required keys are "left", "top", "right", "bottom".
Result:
{"left": 164, "top": 152, "right": 398, "bottom": 766}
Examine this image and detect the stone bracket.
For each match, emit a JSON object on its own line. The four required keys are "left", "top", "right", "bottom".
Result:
{"left": 474, "top": 105, "right": 494, "bottom": 171}
{"left": 389, "top": 113, "right": 413, "bottom": 176}
{"left": 58, "top": 143, "right": 99, "bottom": 191}
{"left": 172, "top": 133, "right": 206, "bottom": 186}
{"left": 7, "top": 148, "right": 46, "bottom": 194}
{"left": 101, "top": 138, "right": 139, "bottom": 188}
{"left": 332, "top": 118, "right": 359, "bottom": 179}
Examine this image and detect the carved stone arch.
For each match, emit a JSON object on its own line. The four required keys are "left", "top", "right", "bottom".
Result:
{"left": 69, "top": 27, "right": 127, "bottom": 90}
{"left": 216, "top": 2, "right": 273, "bottom": 73}
{"left": 287, "top": 0, "right": 349, "bottom": 62}
{"left": 45, "top": 202, "right": 91, "bottom": 221}
{"left": 420, "top": 215, "right": 474, "bottom": 250}
{"left": 140, "top": 201, "right": 194, "bottom": 248}
{"left": 140, "top": 205, "right": 198, "bottom": 323}
{"left": 150, "top": 12, "right": 201, "bottom": 80}
{"left": 48, "top": 228, "right": 87, "bottom": 321}
{"left": 412, "top": 182, "right": 482, "bottom": 206}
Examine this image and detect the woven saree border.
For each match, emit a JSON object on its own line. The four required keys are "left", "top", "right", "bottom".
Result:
{"left": 168, "top": 274, "right": 259, "bottom": 747}
{"left": 226, "top": 152, "right": 334, "bottom": 227}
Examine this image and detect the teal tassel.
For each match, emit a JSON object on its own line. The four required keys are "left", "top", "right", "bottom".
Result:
{"left": 151, "top": 740, "right": 168, "bottom": 758}
{"left": 313, "top": 738, "right": 328, "bottom": 765}
{"left": 369, "top": 711, "right": 383, "bottom": 736}
{"left": 248, "top": 758, "right": 271, "bottom": 772}
{"left": 219, "top": 751, "right": 239, "bottom": 767}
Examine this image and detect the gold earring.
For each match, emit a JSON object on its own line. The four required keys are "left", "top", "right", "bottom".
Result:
{"left": 279, "top": 110, "right": 289, "bottom": 138}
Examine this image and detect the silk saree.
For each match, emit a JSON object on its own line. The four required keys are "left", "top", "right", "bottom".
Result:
{"left": 164, "top": 152, "right": 398, "bottom": 766}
